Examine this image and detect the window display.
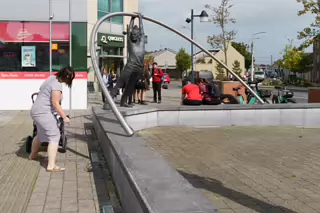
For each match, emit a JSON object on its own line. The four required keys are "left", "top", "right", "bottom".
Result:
{"left": 0, "top": 21, "right": 69, "bottom": 72}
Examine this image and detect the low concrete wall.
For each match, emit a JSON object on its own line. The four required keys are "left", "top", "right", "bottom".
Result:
{"left": 92, "top": 108, "right": 218, "bottom": 213}
{"left": 122, "top": 104, "right": 320, "bottom": 131}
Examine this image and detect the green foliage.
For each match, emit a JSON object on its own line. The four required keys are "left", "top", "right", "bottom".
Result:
{"left": 231, "top": 42, "right": 252, "bottom": 69}
{"left": 196, "top": 57, "right": 206, "bottom": 64}
{"left": 281, "top": 40, "right": 303, "bottom": 72}
{"left": 215, "top": 61, "right": 226, "bottom": 81}
{"left": 262, "top": 78, "right": 285, "bottom": 86}
{"left": 175, "top": 48, "right": 192, "bottom": 77}
{"left": 298, "top": 52, "right": 313, "bottom": 72}
{"left": 297, "top": 0, "right": 320, "bottom": 48}
{"left": 232, "top": 60, "right": 242, "bottom": 77}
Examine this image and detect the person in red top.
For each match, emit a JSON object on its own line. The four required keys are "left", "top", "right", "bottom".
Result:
{"left": 151, "top": 62, "right": 164, "bottom": 103}
{"left": 181, "top": 78, "right": 203, "bottom": 105}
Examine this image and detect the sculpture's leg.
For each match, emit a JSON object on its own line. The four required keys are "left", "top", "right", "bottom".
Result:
{"left": 121, "top": 72, "right": 138, "bottom": 107}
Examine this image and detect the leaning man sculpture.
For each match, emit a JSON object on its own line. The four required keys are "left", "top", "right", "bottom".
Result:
{"left": 111, "top": 13, "right": 145, "bottom": 107}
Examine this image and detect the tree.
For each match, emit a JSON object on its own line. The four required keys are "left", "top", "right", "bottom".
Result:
{"left": 298, "top": 52, "right": 313, "bottom": 72}
{"left": 232, "top": 60, "right": 242, "bottom": 77}
{"left": 205, "top": 0, "right": 237, "bottom": 78}
{"left": 281, "top": 40, "right": 303, "bottom": 73}
{"left": 215, "top": 61, "right": 226, "bottom": 81}
{"left": 176, "top": 48, "right": 192, "bottom": 78}
{"left": 231, "top": 42, "right": 252, "bottom": 69}
{"left": 297, "top": 0, "right": 320, "bottom": 48}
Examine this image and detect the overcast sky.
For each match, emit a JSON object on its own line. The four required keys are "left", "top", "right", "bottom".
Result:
{"left": 139, "top": 0, "right": 314, "bottom": 64}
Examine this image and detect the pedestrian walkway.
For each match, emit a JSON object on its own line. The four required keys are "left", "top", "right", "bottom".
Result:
{"left": 0, "top": 111, "right": 39, "bottom": 213}
{"left": 0, "top": 108, "right": 122, "bottom": 213}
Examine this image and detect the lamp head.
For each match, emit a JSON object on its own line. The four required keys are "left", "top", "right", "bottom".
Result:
{"left": 199, "top": 10, "right": 209, "bottom": 22}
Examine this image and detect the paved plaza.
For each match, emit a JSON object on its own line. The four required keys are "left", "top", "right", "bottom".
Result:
{"left": 140, "top": 126, "right": 320, "bottom": 213}
{"left": 0, "top": 109, "right": 122, "bottom": 213}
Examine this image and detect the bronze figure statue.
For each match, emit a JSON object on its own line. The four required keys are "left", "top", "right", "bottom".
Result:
{"left": 111, "top": 13, "right": 145, "bottom": 107}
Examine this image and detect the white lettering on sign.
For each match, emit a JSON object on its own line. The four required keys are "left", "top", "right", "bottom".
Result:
{"left": 100, "top": 35, "right": 123, "bottom": 44}
{"left": 17, "top": 29, "right": 32, "bottom": 40}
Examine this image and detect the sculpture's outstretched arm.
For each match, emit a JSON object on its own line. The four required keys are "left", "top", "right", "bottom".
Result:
{"left": 138, "top": 13, "right": 144, "bottom": 35}
{"left": 128, "top": 17, "right": 135, "bottom": 33}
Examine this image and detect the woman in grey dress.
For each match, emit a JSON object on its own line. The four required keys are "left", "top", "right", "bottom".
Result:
{"left": 29, "top": 66, "right": 75, "bottom": 172}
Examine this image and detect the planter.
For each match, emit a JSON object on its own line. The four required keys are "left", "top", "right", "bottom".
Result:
{"left": 221, "top": 81, "right": 247, "bottom": 102}
{"left": 308, "top": 87, "right": 320, "bottom": 103}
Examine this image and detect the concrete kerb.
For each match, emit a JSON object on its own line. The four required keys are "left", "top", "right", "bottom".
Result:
{"left": 92, "top": 104, "right": 320, "bottom": 213}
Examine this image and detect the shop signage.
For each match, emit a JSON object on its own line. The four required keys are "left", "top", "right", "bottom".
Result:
{"left": 0, "top": 72, "right": 87, "bottom": 80}
{"left": 0, "top": 22, "right": 70, "bottom": 42}
{"left": 98, "top": 33, "right": 124, "bottom": 47}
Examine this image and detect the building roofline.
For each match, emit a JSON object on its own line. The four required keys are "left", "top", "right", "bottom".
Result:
{"left": 193, "top": 49, "right": 220, "bottom": 56}
{"left": 147, "top": 48, "right": 178, "bottom": 57}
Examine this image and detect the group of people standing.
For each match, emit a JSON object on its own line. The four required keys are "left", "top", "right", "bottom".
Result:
{"left": 101, "top": 62, "right": 164, "bottom": 106}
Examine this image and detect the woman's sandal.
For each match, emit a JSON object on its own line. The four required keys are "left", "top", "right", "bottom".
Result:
{"left": 47, "top": 166, "right": 65, "bottom": 172}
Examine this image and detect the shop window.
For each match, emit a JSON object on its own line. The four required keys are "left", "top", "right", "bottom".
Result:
{"left": 0, "top": 21, "right": 70, "bottom": 72}
{"left": 97, "top": 0, "right": 110, "bottom": 22}
{"left": 111, "top": 0, "right": 123, "bottom": 24}
{"left": 98, "top": 11, "right": 109, "bottom": 21}
{"left": 98, "top": 0, "right": 109, "bottom": 12}
{"left": 97, "top": 0, "right": 123, "bottom": 24}
{"left": 71, "top": 22, "right": 87, "bottom": 71}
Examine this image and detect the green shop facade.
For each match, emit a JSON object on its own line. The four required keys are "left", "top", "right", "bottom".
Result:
{"left": 97, "top": 32, "right": 125, "bottom": 76}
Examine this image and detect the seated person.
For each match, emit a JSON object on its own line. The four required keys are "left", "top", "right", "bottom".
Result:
{"left": 199, "top": 78, "right": 221, "bottom": 105}
{"left": 181, "top": 80, "right": 203, "bottom": 105}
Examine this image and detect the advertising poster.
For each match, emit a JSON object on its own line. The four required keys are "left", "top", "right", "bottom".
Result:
{"left": 21, "top": 46, "right": 36, "bottom": 67}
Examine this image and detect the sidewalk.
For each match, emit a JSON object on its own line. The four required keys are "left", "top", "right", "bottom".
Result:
{"left": 0, "top": 106, "right": 122, "bottom": 213}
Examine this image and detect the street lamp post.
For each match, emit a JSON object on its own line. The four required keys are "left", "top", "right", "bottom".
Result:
{"left": 186, "top": 9, "right": 209, "bottom": 83}
{"left": 250, "top": 32, "right": 266, "bottom": 81}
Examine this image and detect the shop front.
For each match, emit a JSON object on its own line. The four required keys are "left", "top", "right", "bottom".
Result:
{"left": 97, "top": 32, "right": 124, "bottom": 76}
{"left": 0, "top": 21, "right": 88, "bottom": 110}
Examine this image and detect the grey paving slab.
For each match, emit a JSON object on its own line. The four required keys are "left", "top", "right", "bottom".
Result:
{"left": 0, "top": 111, "right": 40, "bottom": 213}
{"left": 140, "top": 126, "right": 320, "bottom": 213}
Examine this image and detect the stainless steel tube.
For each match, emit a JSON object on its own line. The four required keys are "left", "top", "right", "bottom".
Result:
{"left": 90, "top": 13, "right": 135, "bottom": 137}
{"left": 90, "top": 12, "right": 264, "bottom": 137}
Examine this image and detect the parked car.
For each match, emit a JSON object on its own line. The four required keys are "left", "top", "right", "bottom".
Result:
{"left": 254, "top": 71, "right": 265, "bottom": 80}
{"left": 163, "top": 73, "right": 170, "bottom": 83}
{"left": 182, "top": 70, "right": 214, "bottom": 87}
{"left": 270, "top": 72, "right": 278, "bottom": 79}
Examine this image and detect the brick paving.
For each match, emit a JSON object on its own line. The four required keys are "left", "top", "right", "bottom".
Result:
{"left": 0, "top": 111, "right": 39, "bottom": 213}
{"left": 0, "top": 107, "right": 122, "bottom": 213}
{"left": 25, "top": 110, "right": 122, "bottom": 213}
{"left": 140, "top": 126, "right": 320, "bottom": 213}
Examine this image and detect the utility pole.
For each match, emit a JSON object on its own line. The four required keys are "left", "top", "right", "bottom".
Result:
{"left": 69, "top": 0, "right": 72, "bottom": 114}
{"left": 49, "top": 0, "right": 53, "bottom": 76}
{"left": 271, "top": 55, "right": 273, "bottom": 65}
{"left": 251, "top": 41, "right": 254, "bottom": 81}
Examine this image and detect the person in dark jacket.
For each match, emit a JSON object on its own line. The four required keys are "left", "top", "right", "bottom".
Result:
{"left": 151, "top": 62, "right": 164, "bottom": 103}
{"left": 134, "top": 70, "right": 149, "bottom": 105}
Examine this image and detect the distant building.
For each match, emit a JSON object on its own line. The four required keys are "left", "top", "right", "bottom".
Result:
{"left": 148, "top": 48, "right": 179, "bottom": 77}
{"left": 193, "top": 44, "right": 245, "bottom": 78}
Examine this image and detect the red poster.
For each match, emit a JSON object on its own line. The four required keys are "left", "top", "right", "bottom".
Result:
{"left": 0, "top": 72, "right": 87, "bottom": 79}
{"left": 0, "top": 22, "right": 70, "bottom": 43}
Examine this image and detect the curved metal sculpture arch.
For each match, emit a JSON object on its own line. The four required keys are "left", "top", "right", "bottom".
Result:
{"left": 90, "top": 12, "right": 264, "bottom": 136}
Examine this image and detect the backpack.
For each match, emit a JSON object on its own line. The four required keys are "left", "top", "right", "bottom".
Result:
{"left": 206, "top": 82, "right": 221, "bottom": 98}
